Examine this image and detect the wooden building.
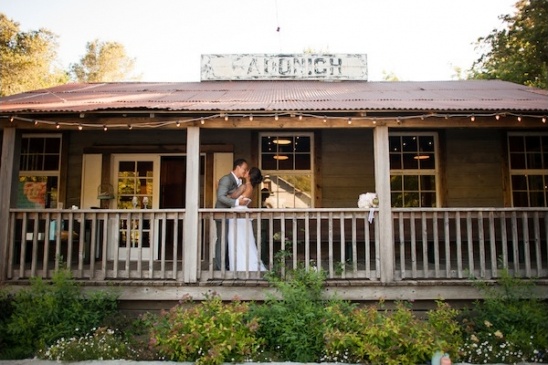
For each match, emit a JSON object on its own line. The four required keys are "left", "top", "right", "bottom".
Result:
{"left": 1, "top": 54, "right": 548, "bottom": 307}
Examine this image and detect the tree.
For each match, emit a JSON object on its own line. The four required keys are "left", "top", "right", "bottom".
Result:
{"left": 0, "top": 13, "right": 68, "bottom": 96}
{"left": 470, "top": 0, "right": 548, "bottom": 89}
{"left": 70, "top": 39, "right": 138, "bottom": 82}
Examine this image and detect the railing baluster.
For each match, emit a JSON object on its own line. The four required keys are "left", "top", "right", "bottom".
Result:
{"left": 305, "top": 212, "right": 311, "bottom": 271}
{"left": 340, "top": 214, "right": 345, "bottom": 278}
{"left": 410, "top": 212, "right": 417, "bottom": 278}
{"left": 30, "top": 212, "right": 40, "bottom": 277}
{"left": 364, "top": 213, "right": 371, "bottom": 278}
{"left": 522, "top": 212, "right": 531, "bottom": 277}
{"left": 398, "top": 212, "right": 405, "bottom": 279}
{"left": 433, "top": 211, "right": 440, "bottom": 278}
{"left": 421, "top": 212, "right": 428, "bottom": 278}
{"left": 444, "top": 211, "right": 451, "bottom": 278}
{"left": 7, "top": 212, "right": 16, "bottom": 279}
{"left": 328, "top": 212, "right": 334, "bottom": 278}
{"left": 511, "top": 211, "right": 519, "bottom": 274}
{"left": 478, "top": 211, "right": 486, "bottom": 279}
{"left": 533, "top": 211, "right": 542, "bottom": 277}
{"left": 466, "top": 212, "right": 474, "bottom": 276}
{"left": 292, "top": 214, "right": 298, "bottom": 271}
{"left": 173, "top": 212, "right": 180, "bottom": 280}
{"left": 489, "top": 211, "right": 497, "bottom": 278}
{"left": 500, "top": 212, "right": 508, "bottom": 270}
{"left": 455, "top": 212, "right": 463, "bottom": 278}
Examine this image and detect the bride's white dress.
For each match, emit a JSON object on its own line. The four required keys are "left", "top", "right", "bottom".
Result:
{"left": 228, "top": 205, "right": 267, "bottom": 271}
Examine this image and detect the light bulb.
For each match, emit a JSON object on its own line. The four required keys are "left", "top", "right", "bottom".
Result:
{"left": 78, "top": 124, "right": 83, "bottom": 131}
{"left": 249, "top": 115, "right": 253, "bottom": 121}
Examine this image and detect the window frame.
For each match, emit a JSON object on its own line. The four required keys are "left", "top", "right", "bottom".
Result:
{"left": 507, "top": 132, "right": 548, "bottom": 207}
{"left": 388, "top": 131, "right": 440, "bottom": 208}
{"left": 18, "top": 133, "right": 62, "bottom": 209}
{"left": 259, "top": 131, "right": 315, "bottom": 208}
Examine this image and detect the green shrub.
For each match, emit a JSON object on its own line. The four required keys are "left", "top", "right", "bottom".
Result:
{"left": 459, "top": 270, "right": 548, "bottom": 363}
{"left": 323, "top": 300, "right": 462, "bottom": 365}
{"left": 150, "top": 293, "right": 262, "bottom": 365}
{"left": 250, "top": 267, "right": 351, "bottom": 362}
{"left": 37, "top": 327, "right": 138, "bottom": 361}
{"left": 3, "top": 268, "right": 118, "bottom": 359}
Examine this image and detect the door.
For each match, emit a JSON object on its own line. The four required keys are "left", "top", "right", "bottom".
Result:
{"left": 110, "top": 154, "right": 160, "bottom": 261}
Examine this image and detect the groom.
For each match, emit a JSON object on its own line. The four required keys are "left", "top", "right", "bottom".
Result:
{"left": 214, "top": 158, "right": 250, "bottom": 270}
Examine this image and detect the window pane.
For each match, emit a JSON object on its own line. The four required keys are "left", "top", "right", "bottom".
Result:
{"left": 529, "top": 175, "right": 543, "bottom": 191}
{"left": 530, "top": 192, "right": 545, "bottom": 207}
{"left": 403, "top": 175, "right": 418, "bottom": 190}
{"left": 511, "top": 175, "right": 527, "bottom": 190}
{"left": 28, "top": 138, "right": 45, "bottom": 154}
{"left": 295, "top": 154, "right": 311, "bottom": 169}
{"left": 525, "top": 136, "right": 541, "bottom": 152}
{"left": 418, "top": 154, "right": 435, "bottom": 169}
{"left": 421, "top": 192, "right": 436, "bottom": 207}
{"left": 137, "top": 161, "right": 153, "bottom": 177}
{"left": 513, "top": 192, "right": 529, "bottom": 207}
{"left": 510, "top": 153, "right": 526, "bottom": 169}
{"left": 419, "top": 135, "right": 434, "bottom": 152}
{"left": 508, "top": 136, "right": 524, "bottom": 153}
{"left": 390, "top": 153, "right": 402, "bottom": 169}
{"left": 294, "top": 136, "right": 310, "bottom": 153}
{"left": 420, "top": 175, "right": 436, "bottom": 191}
{"left": 403, "top": 153, "right": 419, "bottom": 169}
{"left": 264, "top": 174, "right": 312, "bottom": 208}
{"left": 391, "top": 193, "right": 403, "bottom": 207}
{"left": 43, "top": 155, "right": 59, "bottom": 170}
{"left": 261, "top": 154, "right": 277, "bottom": 170}
{"left": 119, "top": 161, "right": 135, "bottom": 175}
{"left": 403, "top": 192, "right": 420, "bottom": 207}
{"left": 402, "top": 136, "right": 417, "bottom": 152}
{"left": 527, "top": 153, "right": 542, "bottom": 169}
{"left": 277, "top": 155, "right": 294, "bottom": 170}
{"left": 389, "top": 136, "right": 401, "bottom": 152}
{"left": 390, "top": 175, "right": 402, "bottom": 191}
{"left": 44, "top": 138, "right": 61, "bottom": 153}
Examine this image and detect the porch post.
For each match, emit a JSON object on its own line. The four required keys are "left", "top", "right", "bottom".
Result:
{"left": 183, "top": 126, "right": 200, "bottom": 283}
{"left": 373, "top": 125, "right": 394, "bottom": 283}
{"left": 0, "top": 128, "right": 18, "bottom": 282}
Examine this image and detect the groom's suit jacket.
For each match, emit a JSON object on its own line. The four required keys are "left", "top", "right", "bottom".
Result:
{"left": 215, "top": 172, "right": 239, "bottom": 208}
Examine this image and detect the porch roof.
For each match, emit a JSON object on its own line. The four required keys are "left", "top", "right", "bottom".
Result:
{"left": 1, "top": 80, "right": 547, "bottom": 115}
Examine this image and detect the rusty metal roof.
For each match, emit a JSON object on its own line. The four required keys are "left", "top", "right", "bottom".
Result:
{"left": 1, "top": 80, "right": 547, "bottom": 114}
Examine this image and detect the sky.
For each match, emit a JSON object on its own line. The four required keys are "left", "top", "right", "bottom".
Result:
{"left": 1, "top": 0, "right": 518, "bottom": 82}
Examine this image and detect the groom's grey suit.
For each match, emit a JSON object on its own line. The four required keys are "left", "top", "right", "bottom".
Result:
{"left": 214, "top": 172, "right": 239, "bottom": 270}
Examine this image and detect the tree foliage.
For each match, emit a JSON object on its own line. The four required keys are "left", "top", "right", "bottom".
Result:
{"left": 70, "top": 39, "right": 138, "bottom": 82}
{"left": 0, "top": 13, "right": 68, "bottom": 96}
{"left": 470, "top": 0, "right": 548, "bottom": 89}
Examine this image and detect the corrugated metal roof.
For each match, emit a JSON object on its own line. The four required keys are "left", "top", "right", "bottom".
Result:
{"left": 1, "top": 80, "right": 547, "bottom": 114}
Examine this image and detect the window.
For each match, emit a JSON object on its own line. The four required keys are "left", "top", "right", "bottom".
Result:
{"left": 389, "top": 133, "right": 438, "bottom": 207}
{"left": 18, "top": 134, "right": 62, "bottom": 208}
{"left": 508, "top": 133, "right": 548, "bottom": 207}
{"left": 260, "top": 133, "right": 313, "bottom": 208}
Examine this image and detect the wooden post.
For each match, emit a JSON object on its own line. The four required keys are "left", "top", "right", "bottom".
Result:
{"left": 0, "top": 128, "right": 18, "bottom": 282}
{"left": 183, "top": 126, "right": 200, "bottom": 282}
{"left": 373, "top": 126, "right": 394, "bottom": 283}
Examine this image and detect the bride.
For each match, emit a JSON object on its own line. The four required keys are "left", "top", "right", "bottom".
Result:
{"left": 227, "top": 167, "right": 267, "bottom": 272}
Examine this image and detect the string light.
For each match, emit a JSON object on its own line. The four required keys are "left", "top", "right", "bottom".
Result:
{"left": 3, "top": 112, "right": 548, "bottom": 130}
{"left": 299, "top": 115, "right": 303, "bottom": 121}
{"left": 78, "top": 124, "right": 83, "bottom": 131}
{"left": 103, "top": 125, "right": 108, "bottom": 131}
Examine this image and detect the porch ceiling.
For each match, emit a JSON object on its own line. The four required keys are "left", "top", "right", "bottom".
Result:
{"left": 1, "top": 80, "right": 548, "bottom": 115}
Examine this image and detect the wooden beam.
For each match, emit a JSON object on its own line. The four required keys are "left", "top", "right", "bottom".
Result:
{"left": 0, "top": 128, "right": 18, "bottom": 282}
{"left": 373, "top": 126, "right": 394, "bottom": 283}
{"left": 183, "top": 126, "right": 200, "bottom": 282}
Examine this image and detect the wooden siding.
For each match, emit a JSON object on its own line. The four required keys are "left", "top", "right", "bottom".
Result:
{"left": 445, "top": 129, "right": 505, "bottom": 207}
{"left": 320, "top": 129, "right": 375, "bottom": 208}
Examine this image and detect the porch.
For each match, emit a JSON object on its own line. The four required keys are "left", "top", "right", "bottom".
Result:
{"left": 6, "top": 207, "right": 548, "bottom": 299}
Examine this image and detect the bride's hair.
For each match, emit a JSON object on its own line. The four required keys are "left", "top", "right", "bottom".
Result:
{"left": 248, "top": 167, "right": 263, "bottom": 187}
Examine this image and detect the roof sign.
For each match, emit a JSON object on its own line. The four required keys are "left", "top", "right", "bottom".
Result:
{"left": 201, "top": 54, "right": 368, "bottom": 81}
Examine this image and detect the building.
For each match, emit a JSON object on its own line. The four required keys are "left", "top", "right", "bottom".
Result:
{"left": 1, "top": 54, "right": 547, "bottom": 308}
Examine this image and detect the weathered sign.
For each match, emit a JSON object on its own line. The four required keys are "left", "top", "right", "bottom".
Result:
{"left": 200, "top": 54, "right": 368, "bottom": 81}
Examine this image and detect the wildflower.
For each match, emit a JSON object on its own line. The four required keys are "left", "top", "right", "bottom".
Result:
{"left": 484, "top": 320, "right": 492, "bottom": 327}
{"left": 471, "top": 334, "right": 479, "bottom": 342}
{"left": 494, "top": 330, "right": 503, "bottom": 338}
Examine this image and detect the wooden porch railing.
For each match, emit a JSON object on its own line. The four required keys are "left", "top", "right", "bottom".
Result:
{"left": 4, "top": 208, "right": 548, "bottom": 283}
